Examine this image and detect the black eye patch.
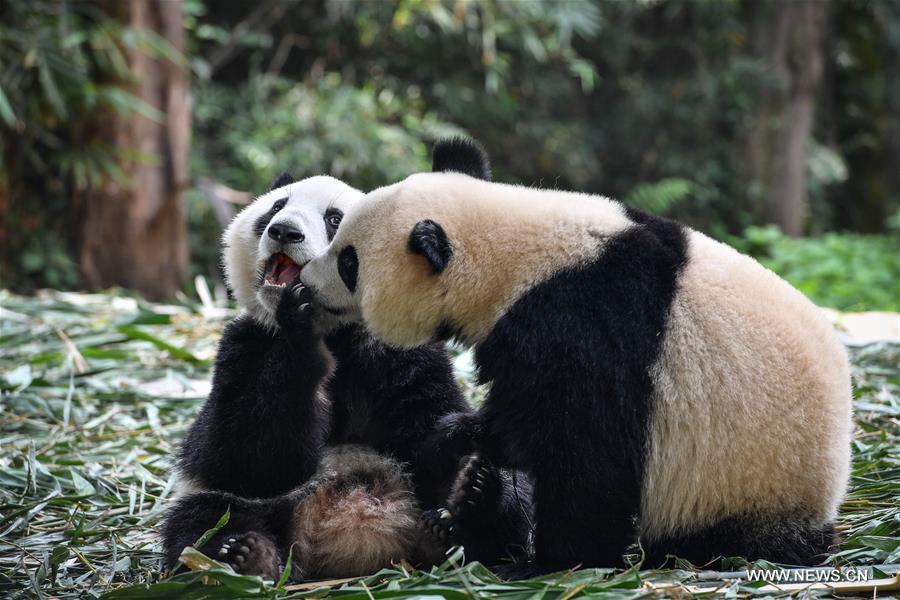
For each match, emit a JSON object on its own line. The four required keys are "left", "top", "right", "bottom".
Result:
{"left": 337, "top": 246, "right": 359, "bottom": 293}
{"left": 324, "top": 208, "right": 343, "bottom": 241}
{"left": 253, "top": 197, "right": 288, "bottom": 237}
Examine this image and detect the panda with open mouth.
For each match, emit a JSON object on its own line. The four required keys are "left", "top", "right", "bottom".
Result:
{"left": 162, "top": 162, "right": 532, "bottom": 580}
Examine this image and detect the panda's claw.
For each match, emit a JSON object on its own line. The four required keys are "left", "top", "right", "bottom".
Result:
{"left": 449, "top": 454, "right": 502, "bottom": 521}
{"left": 421, "top": 508, "right": 453, "bottom": 545}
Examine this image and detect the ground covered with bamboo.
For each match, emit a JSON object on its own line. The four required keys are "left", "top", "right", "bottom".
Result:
{"left": 1, "top": 290, "right": 897, "bottom": 598}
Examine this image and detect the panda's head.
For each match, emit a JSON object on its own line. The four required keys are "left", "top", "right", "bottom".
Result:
{"left": 300, "top": 137, "right": 506, "bottom": 346}
{"left": 222, "top": 173, "right": 363, "bottom": 329}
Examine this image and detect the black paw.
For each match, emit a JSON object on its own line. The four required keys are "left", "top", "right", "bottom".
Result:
{"left": 421, "top": 508, "right": 454, "bottom": 546}
{"left": 217, "top": 531, "right": 280, "bottom": 580}
{"left": 415, "top": 508, "right": 454, "bottom": 566}
{"left": 275, "top": 282, "right": 313, "bottom": 332}
{"left": 449, "top": 454, "right": 502, "bottom": 522}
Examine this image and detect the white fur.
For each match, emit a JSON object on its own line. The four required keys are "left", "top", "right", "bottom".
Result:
{"left": 301, "top": 172, "right": 852, "bottom": 538}
{"left": 222, "top": 175, "right": 363, "bottom": 330}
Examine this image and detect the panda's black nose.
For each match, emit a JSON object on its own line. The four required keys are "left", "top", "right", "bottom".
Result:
{"left": 268, "top": 223, "right": 304, "bottom": 244}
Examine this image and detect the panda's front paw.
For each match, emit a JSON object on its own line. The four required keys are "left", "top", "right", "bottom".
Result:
{"left": 275, "top": 282, "right": 314, "bottom": 333}
{"left": 449, "top": 454, "right": 502, "bottom": 523}
{"left": 217, "top": 531, "right": 280, "bottom": 580}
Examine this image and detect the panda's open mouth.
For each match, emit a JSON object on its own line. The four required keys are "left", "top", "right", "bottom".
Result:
{"left": 263, "top": 253, "right": 304, "bottom": 286}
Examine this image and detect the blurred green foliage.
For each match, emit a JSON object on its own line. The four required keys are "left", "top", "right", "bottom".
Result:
{"left": 192, "top": 74, "right": 463, "bottom": 193}
{"left": 734, "top": 225, "right": 900, "bottom": 312}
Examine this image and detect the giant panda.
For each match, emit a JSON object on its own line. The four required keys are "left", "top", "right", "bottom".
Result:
{"left": 298, "top": 138, "right": 853, "bottom": 576}
{"left": 163, "top": 168, "right": 532, "bottom": 579}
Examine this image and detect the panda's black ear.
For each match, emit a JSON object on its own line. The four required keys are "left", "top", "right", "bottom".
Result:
{"left": 268, "top": 172, "right": 295, "bottom": 192}
{"left": 408, "top": 219, "right": 452, "bottom": 274}
{"left": 432, "top": 137, "right": 491, "bottom": 181}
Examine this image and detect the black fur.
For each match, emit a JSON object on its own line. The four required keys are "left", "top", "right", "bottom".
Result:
{"left": 446, "top": 454, "right": 532, "bottom": 563}
{"left": 337, "top": 245, "right": 358, "bottom": 292}
{"left": 325, "top": 325, "right": 480, "bottom": 509}
{"left": 642, "top": 513, "right": 837, "bottom": 568}
{"left": 432, "top": 137, "right": 492, "bottom": 181}
{"left": 269, "top": 172, "right": 296, "bottom": 191}
{"left": 466, "top": 209, "right": 688, "bottom": 571}
{"left": 166, "top": 312, "right": 531, "bottom": 571}
{"left": 161, "top": 490, "right": 294, "bottom": 575}
{"left": 253, "top": 197, "right": 288, "bottom": 237}
{"left": 175, "top": 284, "right": 329, "bottom": 498}
{"left": 408, "top": 220, "right": 453, "bottom": 274}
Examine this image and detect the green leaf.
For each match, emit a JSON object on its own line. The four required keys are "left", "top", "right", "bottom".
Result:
{"left": 70, "top": 469, "right": 96, "bottom": 497}
{"left": 275, "top": 545, "right": 292, "bottom": 589}
{"left": 193, "top": 508, "right": 230, "bottom": 551}
{"left": 625, "top": 178, "right": 695, "bottom": 215}
{"left": 38, "top": 57, "right": 67, "bottom": 118}
{"left": 0, "top": 84, "right": 16, "bottom": 126}
{"left": 116, "top": 325, "right": 204, "bottom": 363}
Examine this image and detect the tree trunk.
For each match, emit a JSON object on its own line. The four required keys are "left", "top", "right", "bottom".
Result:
{"left": 78, "top": 0, "right": 190, "bottom": 300}
{"left": 744, "top": 0, "right": 828, "bottom": 236}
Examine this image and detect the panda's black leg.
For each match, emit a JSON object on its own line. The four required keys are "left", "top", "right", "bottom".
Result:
{"left": 532, "top": 468, "right": 635, "bottom": 571}
{"left": 447, "top": 455, "right": 532, "bottom": 565}
{"left": 217, "top": 531, "right": 281, "bottom": 580}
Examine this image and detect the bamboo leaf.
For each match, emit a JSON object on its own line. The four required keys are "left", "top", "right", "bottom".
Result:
{"left": 116, "top": 325, "right": 204, "bottom": 363}
{"left": 0, "top": 84, "right": 16, "bottom": 126}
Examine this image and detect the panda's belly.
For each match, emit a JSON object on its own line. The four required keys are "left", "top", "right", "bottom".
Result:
{"left": 640, "top": 232, "right": 852, "bottom": 537}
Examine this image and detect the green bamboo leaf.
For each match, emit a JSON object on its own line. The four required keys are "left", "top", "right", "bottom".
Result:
{"left": 38, "top": 56, "right": 67, "bottom": 118}
{"left": 0, "top": 84, "right": 16, "bottom": 126}
{"left": 192, "top": 508, "right": 230, "bottom": 551}
{"left": 116, "top": 325, "right": 204, "bottom": 363}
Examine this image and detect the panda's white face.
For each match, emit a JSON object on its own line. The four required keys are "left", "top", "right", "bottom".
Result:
{"left": 222, "top": 175, "right": 363, "bottom": 330}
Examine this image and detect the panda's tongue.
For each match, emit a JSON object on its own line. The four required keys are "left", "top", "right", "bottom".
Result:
{"left": 265, "top": 254, "right": 303, "bottom": 286}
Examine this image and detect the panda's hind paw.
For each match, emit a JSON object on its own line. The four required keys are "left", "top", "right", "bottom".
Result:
{"left": 217, "top": 531, "right": 280, "bottom": 580}
{"left": 421, "top": 508, "right": 453, "bottom": 544}
{"left": 449, "top": 454, "right": 501, "bottom": 521}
